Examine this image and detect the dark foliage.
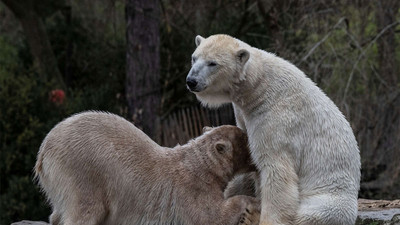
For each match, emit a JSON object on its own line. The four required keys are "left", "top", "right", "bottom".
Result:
{"left": 0, "top": 0, "right": 399, "bottom": 224}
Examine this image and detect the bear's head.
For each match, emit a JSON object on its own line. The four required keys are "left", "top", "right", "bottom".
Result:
{"left": 186, "top": 34, "right": 250, "bottom": 108}
{"left": 198, "top": 125, "right": 255, "bottom": 176}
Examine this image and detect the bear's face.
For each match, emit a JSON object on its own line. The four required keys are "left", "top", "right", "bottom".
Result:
{"left": 201, "top": 125, "right": 254, "bottom": 174}
{"left": 186, "top": 35, "right": 250, "bottom": 108}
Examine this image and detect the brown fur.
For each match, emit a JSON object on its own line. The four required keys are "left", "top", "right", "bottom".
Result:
{"left": 35, "top": 111, "right": 260, "bottom": 225}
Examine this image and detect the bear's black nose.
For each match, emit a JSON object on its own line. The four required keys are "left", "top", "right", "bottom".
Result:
{"left": 186, "top": 78, "right": 198, "bottom": 90}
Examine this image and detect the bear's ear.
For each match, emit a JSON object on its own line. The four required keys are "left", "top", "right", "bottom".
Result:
{"left": 236, "top": 49, "right": 250, "bottom": 65}
{"left": 215, "top": 140, "right": 232, "bottom": 154}
{"left": 202, "top": 126, "right": 213, "bottom": 133}
{"left": 195, "top": 35, "right": 205, "bottom": 47}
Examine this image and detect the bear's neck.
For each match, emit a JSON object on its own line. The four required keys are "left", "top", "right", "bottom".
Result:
{"left": 176, "top": 141, "right": 232, "bottom": 190}
{"left": 231, "top": 50, "right": 308, "bottom": 116}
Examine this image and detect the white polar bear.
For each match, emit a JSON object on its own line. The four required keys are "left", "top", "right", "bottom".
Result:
{"left": 186, "top": 34, "right": 361, "bottom": 225}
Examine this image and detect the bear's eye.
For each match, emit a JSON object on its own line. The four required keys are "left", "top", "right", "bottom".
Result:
{"left": 215, "top": 143, "right": 226, "bottom": 153}
{"left": 192, "top": 56, "right": 197, "bottom": 64}
{"left": 208, "top": 62, "right": 217, "bottom": 67}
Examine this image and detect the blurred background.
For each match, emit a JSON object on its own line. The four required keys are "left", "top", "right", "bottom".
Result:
{"left": 0, "top": 0, "right": 399, "bottom": 224}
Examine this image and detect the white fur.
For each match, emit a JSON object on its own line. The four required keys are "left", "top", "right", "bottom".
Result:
{"left": 187, "top": 34, "right": 361, "bottom": 225}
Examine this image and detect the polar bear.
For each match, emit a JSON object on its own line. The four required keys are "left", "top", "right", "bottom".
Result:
{"left": 186, "top": 34, "right": 361, "bottom": 225}
{"left": 35, "top": 111, "right": 260, "bottom": 225}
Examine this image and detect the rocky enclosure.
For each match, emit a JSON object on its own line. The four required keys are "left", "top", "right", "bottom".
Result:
{"left": 11, "top": 199, "right": 400, "bottom": 225}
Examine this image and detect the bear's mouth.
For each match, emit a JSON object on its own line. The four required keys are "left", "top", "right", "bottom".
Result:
{"left": 187, "top": 86, "right": 200, "bottom": 92}
{"left": 186, "top": 83, "right": 207, "bottom": 93}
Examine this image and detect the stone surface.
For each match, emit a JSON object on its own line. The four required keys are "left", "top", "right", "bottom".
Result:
{"left": 11, "top": 221, "right": 49, "bottom": 225}
{"left": 358, "top": 208, "right": 400, "bottom": 221}
{"left": 356, "top": 199, "right": 400, "bottom": 225}
{"left": 11, "top": 199, "right": 400, "bottom": 225}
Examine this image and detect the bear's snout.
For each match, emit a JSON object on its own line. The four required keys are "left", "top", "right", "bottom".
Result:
{"left": 186, "top": 78, "right": 198, "bottom": 91}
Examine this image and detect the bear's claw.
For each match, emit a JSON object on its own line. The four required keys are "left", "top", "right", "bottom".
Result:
{"left": 238, "top": 207, "right": 260, "bottom": 225}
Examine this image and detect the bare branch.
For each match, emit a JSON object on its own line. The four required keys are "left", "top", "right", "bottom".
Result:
{"left": 299, "top": 17, "right": 347, "bottom": 65}
{"left": 341, "top": 20, "right": 400, "bottom": 104}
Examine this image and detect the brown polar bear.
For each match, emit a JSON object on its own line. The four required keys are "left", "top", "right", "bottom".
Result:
{"left": 186, "top": 34, "right": 361, "bottom": 225}
{"left": 35, "top": 111, "right": 260, "bottom": 225}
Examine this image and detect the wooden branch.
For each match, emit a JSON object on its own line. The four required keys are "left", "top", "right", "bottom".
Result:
{"left": 341, "top": 20, "right": 400, "bottom": 104}
{"left": 299, "top": 17, "right": 347, "bottom": 64}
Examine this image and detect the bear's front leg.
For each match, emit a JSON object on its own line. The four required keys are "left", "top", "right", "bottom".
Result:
{"left": 237, "top": 203, "right": 260, "bottom": 225}
{"left": 224, "top": 171, "right": 260, "bottom": 199}
{"left": 258, "top": 156, "right": 299, "bottom": 225}
{"left": 233, "top": 104, "right": 246, "bottom": 132}
{"left": 221, "top": 195, "right": 260, "bottom": 225}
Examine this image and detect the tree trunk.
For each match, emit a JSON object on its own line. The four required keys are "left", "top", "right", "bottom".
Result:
{"left": 376, "top": 0, "right": 399, "bottom": 86}
{"left": 360, "top": 0, "right": 400, "bottom": 198}
{"left": 125, "top": 0, "right": 160, "bottom": 139}
{"left": 2, "top": 0, "right": 65, "bottom": 89}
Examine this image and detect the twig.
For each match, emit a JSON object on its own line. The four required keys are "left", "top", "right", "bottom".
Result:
{"left": 299, "top": 17, "right": 347, "bottom": 65}
{"left": 341, "top": 20, "right": 400, "bottom": 104}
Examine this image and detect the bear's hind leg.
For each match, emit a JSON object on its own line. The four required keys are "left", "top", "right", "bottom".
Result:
{"left": 63, "top": 202, "right": 107, "bottom": 225}
{"left": 49, "top": 209, "right": 62, "bottom": 225}
{"left": 62, "top": 192, "right": 108, "bottom": 225}
{"left": 295, "top": 193, "right": 358, "bottom": 225}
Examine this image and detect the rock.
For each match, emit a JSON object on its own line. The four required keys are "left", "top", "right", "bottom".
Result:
{"left": 356, "top": 199, "right": 400, "bottom": 225}
{"left": 11, "top": 221, "right": 49, "bottom": 225}
{"left": 11, "top": 199, "right": 400, "bottom": 225}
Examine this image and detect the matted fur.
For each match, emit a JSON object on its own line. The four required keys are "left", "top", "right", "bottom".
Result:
{"left": 35, "top": 111, "right": 260, "bottom": 225}
{"left": 187, "top": 34, "right": 361, "bottom": 225}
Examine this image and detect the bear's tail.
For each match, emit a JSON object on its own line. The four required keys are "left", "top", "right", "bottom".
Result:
{"left": 33, "top": 141, "right": 46, "bottom": 183}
